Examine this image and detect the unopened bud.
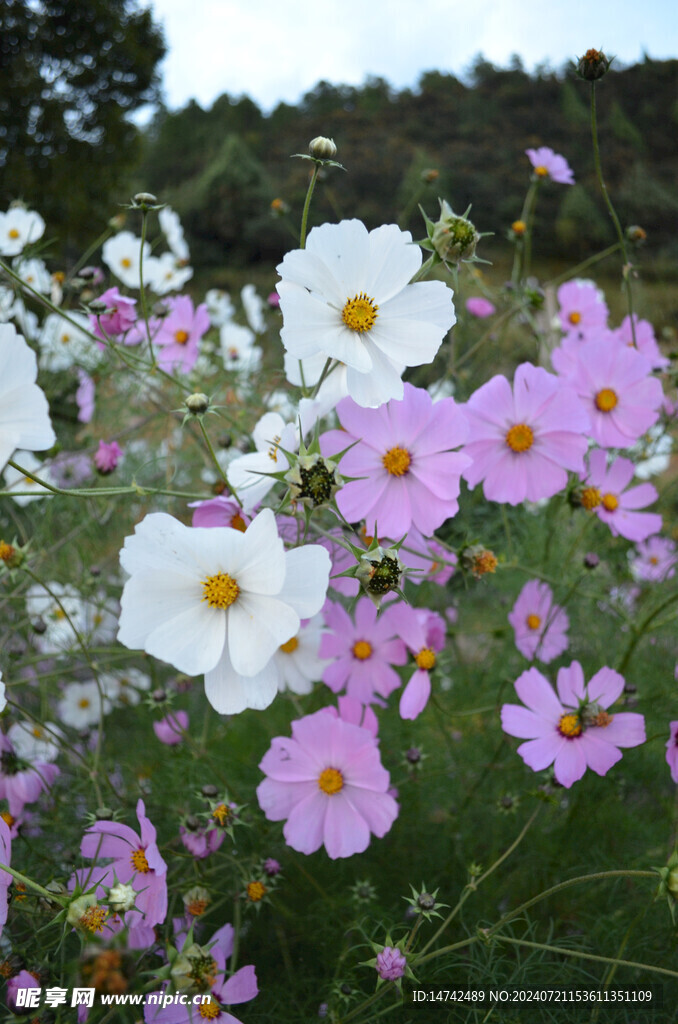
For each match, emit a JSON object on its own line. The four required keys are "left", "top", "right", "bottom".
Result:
{"left": 309, "top": 136, "right": 337, "bottom": 159}
{"left": 133, "top": 192, "right": 158, "bottom": 206}
{"left": 185, "top": 393, "right": 210, "bottom": 415}
{"left": 626, "top": 225, "right": 647, "bottom": 245}
{"left": 201, "top": 784, "right": 219, "bottom": 799}
{"left": 576, "top": 48, "right": 613, "bottom": 81}
{"left": 108, "top": 883, "right": 136, "bottom": 913}
{"left": 431, "top": 200, "right": 479, "bottom": 264}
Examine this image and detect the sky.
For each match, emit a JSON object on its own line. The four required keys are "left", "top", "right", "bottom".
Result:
{"left": 138, "top": 0, "right": 678, "bottom": 115}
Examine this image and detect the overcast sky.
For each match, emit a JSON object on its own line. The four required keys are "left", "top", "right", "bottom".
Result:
{"left": 138, "top": 0, "right": 678, "bottom": 113}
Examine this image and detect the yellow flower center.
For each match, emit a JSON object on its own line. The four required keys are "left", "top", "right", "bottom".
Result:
{"left": 352, "top": 640, "right": 372, "bottom": 660}
{"left": 505, "top": 423, "right": 534, "bottom": 453}
{"left": 8, "top": 228, "right": 20, "bottom": 239}
{"left": 120, "top": 257, "right": 132, "bottom": 269}
{"left": 471, "top": 550, "right": 498, "bottom": 577}
{"left": 534, "top": 165, "right": 549, "bottom": 177}
{"left": 212, "top": 803, "right": 230, "bottom": 825}
{"left": 1, "top": 811, "right": 15, "bottom": 827}
{"left": 246, "top": 880, "right": 267, "bottom": 902}
{"left": 280, "top": 636, "right": 299, "bottom": 654}
{"left": 131, "top": 848, "right": 150, "bottom": 873}
{"left": 341, "top": 292, "right": 379, "bottom": 333}
{"left": 526, "top": 614, "right": 541, "bottom": 630}
{"left": 230, "top": 513, "right": 246, "bottom": 532}
{"left": 595, "top": 388, "right": 618, "bottom": 412}
{"left": 592, "top": 710, "right": 613, "bottom": 728}
{"left": 198, "top": 999, "right": 221, "bottom": 1020}
{"left": 201, "top": 572, "right": 239, "bottom": 609}
{"left": 80, "top": 906, "right": 109, "bottom": 933}
{"left": 601, "top": 492, "right": 618, "bottom": 512}
{"left": 558, "top": 712, "right": 582, "bottom": 738}
{"left": 0, "top": 541, "right": 15, "bottom": 562}
{"left": 415, "top": 647, "right": 436, "bottom": 670}
{"left": 568, "top": 311, "right": 581, "bottom": 325}
{"left": 60, "top": 333, "right": 71, "bottom": 344}
{"left": 53, "top": 607, "right": 67, "bottom": 620}
{"left": 580, "top": 486, "right": 602, "bottom": 510}
{"left": 382, "top": 446, "right": 411, "bottom": 476}
{"left": 78, "top": 698, "right": 91, "bottom": 709}
{"left": 318, "top": 767, "right": 344, "bottom": 795}
{"left": 512, "top": 220, "right": 526, "bottom": 235}
{"left": 174, "top": 329, "right": 190, "bottom": 345}
{"left": 649, "top": 556, "right": 659, "bottom": 565}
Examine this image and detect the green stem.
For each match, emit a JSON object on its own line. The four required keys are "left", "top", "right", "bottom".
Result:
{"left": 546, "top": 241, "right": 621, "bottom": 288}
{"left": 495, "top": 934, "right": 678, "bottom": 980}
{"left": 137, "top": 207, "right": 156, "bottom": 364}
{"left": 299, "top": 164, "right": 320, "bottom": 249}
{"left": 3, "top": 460, "right": 216, "bottom": 501}
{"left": 197, "top": 419, "right": 242, "bottom": 506}
{"left": 590, "top": 82, "right": 637, "bottom": 346}
{"left": 409, "top": 254, "right": 435, "bottom": 283}
{"left": 67, "top": 225, "right": 114, "bottom": 284}
{"left": 0, "top": 862, "right": 68, "bottom": 905}
{"left": 616, "top": 588, "right": 678, "bottom": 675}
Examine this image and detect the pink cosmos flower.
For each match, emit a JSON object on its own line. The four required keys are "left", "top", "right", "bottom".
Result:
{"left": 0, "top": 730, "right": 60, "bottom": 817}
{"left": 7, "top": 970, "right": 41, "bottom": 1012}
{"left": 612, "top": 314, "right": 669, "bottom": 370}
{"left": 90, "top": 287, "right": 137, "bottom": 342}
{"left": 330, "top": 695, "right": 379, "bottom": 737}
{"left": 389, "top": 604, "right": 446, "bottom": 719}
{"left": 75, "top": 798, "right": 167, "bottom": 946}
{"left": 320, "top": 597, "right": 407, "bottom": 703}
{"left": 508, "top": 580, "right": 569, "bottom": 663}
{"left": 145, "top": 922, "right": 257, "bottom": 1024}
{"left": 466, "top": 296, "right": 495, "bottom": 318}
{"left": 257, "top": 708, "right": 398, "bottom": 859}
{"left": 630, "top": 536, "right": 677, "bottom": 582}
{"left": 580, "top": 449, "right": 661, "bottom": 542}
{"left": 556, "top": 280, "right": 608, "bottom": 342}
{"left": 152, "top": 295, "right": 210, "bottom": 373}
{"left": 526, "top": 147, "right": 574, "bottom": 184}
{"left": 94, "top": 439, "right": 122, "bottom": 474}
{"left": 76, "top": 370, "right": 96, "bottom": 423}
{"left": 401, "top": 527, "right": 457, "bottom": 587}
{"left": 376, "top": 947, "right": 407, "bottom": 981}
{"left": 566, "top": 339, "right": 663, "bottom": 448}
{"left": 321, "top": 383, "right": 470, "bottom": 539}
{"left": 180, "top": 822, "right": 224, "bottom": 859}
{"left": 153, "top": 710, "right": 189, "bottom": 745}
{"left": 666, "top": 722, "right": 678, "bottom": 784}
{"left": 501, "top": 662, "right": 645, "bottom": 788}
{"left": 189, "top": 495, "right": 250, "bottom": 531}
{"left": 462, "top": 362, "right": 590, "bottom": 505}
{"left": 0, "top": 816, "right": 11, "bottom": 936}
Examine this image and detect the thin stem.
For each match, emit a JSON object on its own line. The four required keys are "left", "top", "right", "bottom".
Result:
{"left": 137, "top": 207, "right": 156, "bottom": 364}
{"left": 616, "top": 588, "right": 678, "bottom": 675}
{"left": 546, "top": 241, "right": 621, "bottom": 289}
{"left": 409, "top": 254, "right": 435, "bottom": 283}
{"left": 299, "top": 164, "right": 320, "bottom": 249}
{"left": 0, "top": 863, "right": 68, "bottom": 905}
{"left": 4, "top": 460, "right": 215, "bottom": 501}
{"left": 495, "top": 934, "right": 678, "bottom": 981}
{"left": 197, "top": 419, "right": 242, "bottom": 506}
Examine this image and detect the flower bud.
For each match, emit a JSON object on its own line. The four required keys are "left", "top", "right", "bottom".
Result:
{"left": 375, "top": 946, "right": 406, "bottom": 981}
{"left": 107, "top": 883, "right": 136, "bottom": 913}
{"left": 309, "top": 136, "right": 337, "bottom": 159}
{"left": 576, "top": 48, "right": 613, "bottom": 81}
{"left": 285, "top": 453, "right": 342, "bottom": 508}
{"left": 356, "top": 546, "right": 404, "bottom": 606}
{"left": 184, "top": 393, "right": 210, "bottom": 416}
{"left": 171, "top": 943, "right": 217, "bottom": 993}
{"left": 183, "top": 885, "right": 211, "bottom": 917}
{"left": 133, "top": 192, "right": 158, "bottom": 206}
{"left": 460, "top": 544, "right": 498, "bottom": 578}
{"left": 626, "top": 225, "right": 647, "bottom": 245}
{"left": 431, "top": 200, "right": 479, "bottom": 264}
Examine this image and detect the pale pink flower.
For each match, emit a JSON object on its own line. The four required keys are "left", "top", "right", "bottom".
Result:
{"left": 152, "top": 295, "right": 210, "bottom": 373}
{"left": 94, "top": 440, "right": 122, "bottom": 474}
{"left": 0, "top": 817, "right": 11, "bottom": 936}
{"left": 526, "top": 147, "right": 574, "bottom": 184}
{"left": 508, "top": 580, "right": 569, "bottom": 663}
{"left": 630, "top": 536, "right": 677, "bottom": 582}
{"left": 376, "top": 947, "right": 407, "bottom": 980}
{"left": 462, "top": 363, "right": 589, "bottom": 505}
{"left": 501, "top": 662, "right": 645, "bottom": 788}
{"left": 388, "top": 604, "right": 446, "bottom": 720}
{"left": 466, "top": 296, "right": 495, "bottom": 318}
{"left": 153, "top": 710, "right": 189, "bottom": 745}
{"left": 666, "top": 722, "right": 678, "bottom": 784}
{"left": 556, "top": 280, "right": 608, "bottom": 342}
{"left": 612, "top": 314, "right": 669, "bottom": 370}
{"left": 320, "top": 597, "right": 407, "bottom": 703}
{"left": 90, "top": 287, "right": 137, "bottom": 341}
{"left": 580, "top": 449, "right": 661, "bottom": 542}
{"left": 257, "top": 709, "right": 398, "bottom": 859}
{"left": 76, "top": 370, "right": 96, "bottom": 423}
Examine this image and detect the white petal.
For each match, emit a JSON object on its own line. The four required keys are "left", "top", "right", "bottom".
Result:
{"left": 204, "top": 650, "right": 279, "bottom": 714}
{"left": 366, "top": 224, "right": 421, "bottom": 302}
{"left": 278, "top": 546, "right": 330, "bottom": 617}
{"left": 228, "top": 593, "right": 299, "bottom": 676}
{"left": 235, "top": 508, "right": 286, "bottom": 594}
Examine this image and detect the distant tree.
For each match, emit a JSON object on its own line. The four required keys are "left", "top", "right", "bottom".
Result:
{"left": 0, "top": 0, "right": 165, "bottom": 251}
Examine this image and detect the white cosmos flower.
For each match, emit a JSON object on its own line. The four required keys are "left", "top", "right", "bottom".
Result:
{"left": 0, "top": 323, "right": 55, "bottom": 473}
{"left": 117, "top": 508, "right": 330, "bottom": 715}
{"left": 158, "top": 206, "right": 190, "bottom": 262}
{"left": 9, "top": 721, "right": 60, "bottom": 763}
{"left": 58, "top": 681, "right": 108, "bottom": 730}
{"left": 241, "top": 283, "right": 266, "bottom": 334}
{"left": 102, "top": 231, "right": 151, "bottom": 289}
{"left": 25, "top": 581, "right": 87, "bottom": 649}
{"left": 99, "top": 667, "right": 151, "bottom": 707}
{"left": 273, "top": 614, "right": 331, "bottom": 695}
{"left": 276, "top": 219, "right": 456, "bottom": 408}
{"left": 227, "top": 412, "right": 299, "bottom": 511}
{"left": 13, "top": 257, "right": 51, "bottom": 294}
{"left": 40, "top": 311, "right": 101, "bottom": 372}
{"left": 146, "top": 251, "right": 194, "bottom": 295}
{"left": 205, "top": 289, "right": 234, "bottom": 327}
{"left": 0, "top": 207, "right": 45, "bottom": 256}
{"left": 220, "top": 321, "right": 261, "bottom": 374}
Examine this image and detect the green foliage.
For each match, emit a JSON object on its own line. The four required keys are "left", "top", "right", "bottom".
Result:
{"left": 555, "top": 185, "right": 612, "bottom": 253}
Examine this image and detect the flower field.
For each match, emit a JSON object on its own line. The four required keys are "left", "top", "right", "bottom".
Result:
{"left": 0, "top": 63, "right": 677, "bottom": 1024}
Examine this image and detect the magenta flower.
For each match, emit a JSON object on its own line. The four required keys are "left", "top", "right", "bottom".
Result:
{"left": 376, "top": 947, "right": 407, "bottom": 981}
{"left": 94, "top": 439, "right": 123, "bottom": 474}
{"left": 152, "top": 295, "right": 210, "bottom": 373}
{"left": 320, "top": 597, "right": 407, "bottom": 703}
{"left": 567, "top": 339, "right": 663, "bottom": 448}
{"left": 257, "top": 708, "right": 398, "bottom": 859}
{"left": 153, "top": 710, "right": 189, "bottom": 746}
{"left": 612, "top": 314, "right": 669, "bottom": 370}
{"left": 526, "top": 146, "right": 574, "bottom": 184}
{"left": 666, "top": 723, "right": 678, "bottom": 784}
{"left": 556, "top": 280, "right": 608, "bottom": 342}
{"left": 263, "top": 857, "right": 281, "bottom": 876}
{"left": 90, "top": 287, "right": 137, "bottom": 342}
{"left": 508, "top": 580, "right": 569, "bottom": 663}
{"left": 501, "top": 662, "right": 645, "bottom": 788}
{"left": 145, "top": 922, "right": 257, "bottom": 1023}
{"left": 76, "top": 798, "right": 167, "bottom": 942}
{"left": 0, "top": 816, "right": 11, "bottom": 936}
{"left": 462, "top": 362, "right": 590, "bottom": 505}
{"left": 580, "top": 449, "right": 661, "bottom": 542}
{"left": 389, "top": 604, "right": 446, "bottom": 719}
{"left": 0, "top": 730, "right": 60, "bottom": 817}
{"left": 466, "top": 296, "right": 495, "bottom": 318}
{"left": 322, "top": 384, "right": 469, "bottom": 538}
{"left": 189, "top": 495, "right": 250, "bottom": 531}
{"left": 630, "top": 536, "right": 677, "bottom": 582}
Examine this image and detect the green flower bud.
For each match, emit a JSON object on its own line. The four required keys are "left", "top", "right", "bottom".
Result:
{"left": 431, "top": 200, "right": 479, "bottom": 264}
{"left": 309, "top": 136, "right": 337, "bottom": 159}
{"left": 576, "top": 49, "right": 613, "bottom": 81}
{"left": 285, "top": 453, "right": 342, "bottom": 508}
